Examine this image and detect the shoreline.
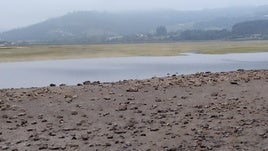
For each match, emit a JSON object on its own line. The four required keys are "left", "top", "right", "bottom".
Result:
{"left": 0, "top": 69, "right": 267, "bottom": 150}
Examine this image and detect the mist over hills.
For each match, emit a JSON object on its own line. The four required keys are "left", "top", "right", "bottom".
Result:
{"left": 1, "top": 5, "right": 268, "bottom": 43}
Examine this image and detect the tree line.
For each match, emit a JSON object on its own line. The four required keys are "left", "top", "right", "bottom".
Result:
{"left": 106, "top": 20, "right": 268, "bottom": 43}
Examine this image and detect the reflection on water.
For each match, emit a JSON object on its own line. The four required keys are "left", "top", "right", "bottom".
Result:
{"left": 0, "top": 52, "right": 268, "bottom": 88}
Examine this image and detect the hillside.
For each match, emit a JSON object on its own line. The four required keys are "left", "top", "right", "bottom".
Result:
{"left": 1, "top": 6, "right": 268, "bottom": 43}
{"left": 232, "top": 20, "right": 268, "bottom": 35}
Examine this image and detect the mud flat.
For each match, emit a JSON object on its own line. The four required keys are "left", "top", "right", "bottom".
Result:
{"left": 1, "top": 41, "right": 268, "bottom": 62}
{"left": 0, "top": 70, "right": 267, "bottom": 150}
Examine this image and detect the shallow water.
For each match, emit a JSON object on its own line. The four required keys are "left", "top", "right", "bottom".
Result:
{"left": 0, "top": 52, "right": 268, "bottom": 89}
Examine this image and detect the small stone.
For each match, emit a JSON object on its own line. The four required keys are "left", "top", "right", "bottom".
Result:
{"left": 103, "top": 97, "right": 111, "bottom": 100}
{"left": 2, "top": 114, "right": 8, "bottom": 118}
{"left": 211, "top": 92, "right": 218, "bottom": 97}
{"left": 18, "top": 112, "right": 26, "bottom": 116}
{"left": 56, "top": 115, "right": 64, "bottom": 119}
{"left": 31, "top": 121, "right": 37, "bottom": 125}
{"left": 41, "top": 119, "right": 47, "bottom": 123}
{"left": 155, "top": 99, "right": 162, "bottom": 102}
{"left": 92, "top": 81, "right": 100, "bottom": 85}
{"left": 48, "top": 132, "right": 56, "bottom": 136}
{"left": 38, "top": 114, "right": 43, "bottom": 119}
{"left": 71, "top": 111, "right": 78, "bottom": 115}
{"left": 0, "top": 137, "right": 5, "bottom": 142}
{"left": 230, "top": 81, "right": 239, "bottom": 85}
{"left": 72, "top": 95, "right": 78, "bottom": 99}
{"left": 126, "top": 87, "right": 139, "bottom": 92}
{"left": 127, "top": 97, "right": 135, "bottom": 100}
{"left": 39, "top": 144, "right": 48, "bottom": 150}
{"left": 237, "top": 69, "right": 244, "bottom": 72}
{"left": 1, "top": 145, "right": 9, "bottom": 150}
{"left": 49, "top": 145, "right": 66, "bottom": 150}
{"left": 109, "top": 91, "right": 115, "bottom": 94}
{"left": 181, "top": 96, "right": 187, "bottom": 99}
{"left": 114, "top": 130, "right": 127, "bottom": 134}
{"left": 81, "top": 134, "right": 89, "bottom": 141}
{"left": 167, "top": 147, "right": 178, "bottom": 151}
{"left": 150, "top": 128, "right": 159, "bottom": 131}
{"left": 125, "top": 141, "right": 132, "bottom": 146}
{"left": 83, "top": 81, "right": 91, "bottom": 85}
{"left": 117, "top": 105, "right": 128, "bottom": 111}
{"left": 49, "top": 83, "right": 56, "bottom": 87}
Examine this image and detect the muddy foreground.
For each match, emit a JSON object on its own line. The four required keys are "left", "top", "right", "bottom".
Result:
{"left": 0, "top": 70, "right": 267, "bottom": 151}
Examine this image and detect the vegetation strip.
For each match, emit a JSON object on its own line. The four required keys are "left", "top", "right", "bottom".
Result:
{"left": 1, "top": 40, "right": 268, "bottom": 62}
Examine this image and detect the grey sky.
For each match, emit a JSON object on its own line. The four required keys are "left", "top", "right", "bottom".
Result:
{"left": 1, "top": 0, "right": 268, "bottom": 32}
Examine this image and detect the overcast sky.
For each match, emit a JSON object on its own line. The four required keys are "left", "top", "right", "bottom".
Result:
{"left": 1, "top": 0, "right": 268, "bottom": 32}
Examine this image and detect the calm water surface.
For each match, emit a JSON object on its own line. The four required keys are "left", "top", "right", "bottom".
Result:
{"left": 0, "top": 52, "right": 268, "bottom": 88}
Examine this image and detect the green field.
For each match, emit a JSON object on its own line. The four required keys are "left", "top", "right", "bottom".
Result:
{"left": 1, "top": 40, "right": 268, "bottom": 62}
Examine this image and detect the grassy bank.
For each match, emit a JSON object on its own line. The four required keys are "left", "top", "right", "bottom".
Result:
{"left": 1, "top": 40, "right": 268, "bottom": 62}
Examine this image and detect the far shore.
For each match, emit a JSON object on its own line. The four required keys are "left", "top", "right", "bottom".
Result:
{"left": 1, "top": 40, "right": 268, "bottom": 62}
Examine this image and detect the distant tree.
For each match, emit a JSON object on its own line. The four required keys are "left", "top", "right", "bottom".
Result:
{"left": 232, "top": 20, "right": 268, "bottom": 35}
{"left": 156, "top": 26, "right": 167, "bottom": 36}
{"left": 180, "top": 29, "right": 231, "bottom": 40}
